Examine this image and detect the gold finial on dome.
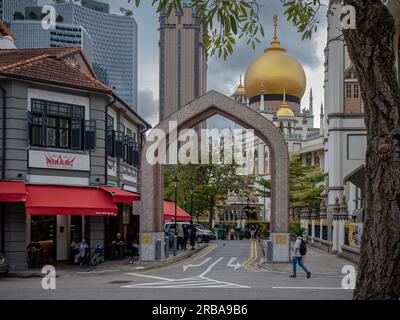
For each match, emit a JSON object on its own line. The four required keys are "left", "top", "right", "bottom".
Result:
{"left": 277, "top": 89, "right": 295, "bottom": 117}
{"left": 243, "top": 14, "right": 306, "bottom": 100}
{"left": 235, "top": 74, "right": 246, "bottom": 94}
{"left": 266, "top": 14, "right": 286, "bottom": 52}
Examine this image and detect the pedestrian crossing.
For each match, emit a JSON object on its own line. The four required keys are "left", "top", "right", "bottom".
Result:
{"left": 122, "top": 274, "right": 250, "bottom": 289}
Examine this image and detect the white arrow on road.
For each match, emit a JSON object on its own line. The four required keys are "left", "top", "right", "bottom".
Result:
{"left": 227, "top": 257, "right": 241, "bottom": 271}
{"left": 183, "top": 257, "right": 212, "bottom": 272}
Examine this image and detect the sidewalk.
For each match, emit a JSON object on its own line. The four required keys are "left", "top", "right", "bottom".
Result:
{"left": 258, "top": 240, "right": 356, "bottom": 276}
{"left": 6, "top": 243, "right": 209, "bottom": 278}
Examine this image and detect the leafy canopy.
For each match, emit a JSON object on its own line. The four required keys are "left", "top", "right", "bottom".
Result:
{"left": 130, "top": 0, "right": 325, "bottom": 59}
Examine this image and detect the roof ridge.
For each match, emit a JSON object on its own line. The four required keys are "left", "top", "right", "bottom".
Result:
{"left": 55, "top": 46, "right": 81, "bottom": 59}
{"left": 62, "top": 59, "right": 112, "bottom": 92}
{"left": 0, "top": 54, "right": 50, "bottom": 72}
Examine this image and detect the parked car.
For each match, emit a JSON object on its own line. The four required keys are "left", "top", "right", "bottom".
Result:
{"left": 0, "top": 254, "right": 9, "bottom": 275}
{"left": 164, "top": 222, "right": 213, "bottom": 243}
{"left": 194, "top": 225, "right": 213, "bottom": 243}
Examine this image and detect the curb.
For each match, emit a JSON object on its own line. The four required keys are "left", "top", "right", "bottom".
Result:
{"left": 3, "top": 244, "right": 210, "bottom": 278}
{"left": 134, "top": 244, "right": 209, "bottom": 271}
{"left": 77, "top": 243, "right": 210, "bottom": 274}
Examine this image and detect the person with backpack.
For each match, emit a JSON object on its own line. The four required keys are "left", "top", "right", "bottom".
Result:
{"left": 289, "top": 231, "right": 311, "bottom": 279}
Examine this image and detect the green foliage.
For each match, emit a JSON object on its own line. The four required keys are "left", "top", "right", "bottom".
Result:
{"left": 260, "top": 222, "right": 269, "bottom": 237}
{"left": 164, "top": 161, "right": 246, "bottom": 224}
{"left": 129, "top": 0, "right": 329, "bottom": 59}
{"left": 131, "top": 0, "right": 264, "bottom": 60}
{"left": 289, "top": 153, "right": 325, "bottom": 208}
{"left": 13, "top": 11, "right": 24, "bottom": 20}
{"left": 254, "top": 152, "right": 325, "bottom": 208}
{"left": 56, "top": 14, "right": 64, "bottom": 23}
{"left": 282, "top": 0, "right": 326, "bottom": 40}
{"left": 290, "top": 223, "right": 306, "bottom": 236}
{"left": 28, "top": 11, "right": 38, "bottom": 20}
{"left": 254, "top": 177, "right": 271, "bottom": 198}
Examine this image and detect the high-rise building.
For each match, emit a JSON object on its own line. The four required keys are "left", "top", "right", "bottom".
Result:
{"left": 159, "top": 1, "right": 207, "bottom": 120}
{"left": 10, "top": 21, "right": 93, "bottom": 63}
{"left": 0, "top": 0, "right": 36, "bottom": 22}
{"left": 2, "top": 0, "right": 138, "bottom": 110}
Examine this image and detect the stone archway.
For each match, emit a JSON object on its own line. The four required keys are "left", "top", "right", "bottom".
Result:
{"left": 140, "top": 91, "right": 290, "bottom": 262}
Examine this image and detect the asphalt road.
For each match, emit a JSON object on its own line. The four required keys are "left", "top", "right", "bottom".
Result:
{"left": 0, "top": 240, "right": 353, "bottom": 300}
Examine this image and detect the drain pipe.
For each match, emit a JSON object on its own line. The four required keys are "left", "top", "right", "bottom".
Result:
{"left": 104, "top": 94, "right": 116, "bottom": 186}
{"left": 0, "top": 84, "right": 6, "bottom": 254}
{"left": 104, "top": 94, "right": 115, "bottom": 249}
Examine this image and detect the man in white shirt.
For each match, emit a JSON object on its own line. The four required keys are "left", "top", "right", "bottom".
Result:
{"left": 290, "top": 232, "right": 311, "bottom": 278}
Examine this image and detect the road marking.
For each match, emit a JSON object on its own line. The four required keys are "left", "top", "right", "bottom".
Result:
{"left": 183, "top": 257, "right": 212, "bottom": 271}
{"left": 76, "top": 269, "right": 120, "bottom": 274}
{"left": 242, "top": 240, "right": 261, "bottom": 272}
{"left": 124, "top": 273, "right": 171, "bottom": 281}
{"left": 199, "top": 257, "right": 223, "bottom": 277}
{"left": 227, "top": 257, "right": 241, "bottom": 271}
{"left": 273, "top": 286, "right": 353, "bottom": 290}
{"left": 143, "top": 244, "right": 218, "bottom": 273}
{"left": 122, "top": 274, "right": 250, "bottom": 289}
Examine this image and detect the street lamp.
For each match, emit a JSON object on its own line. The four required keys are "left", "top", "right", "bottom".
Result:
{"left": 189, "top": 182, "right": 195, "bottom": 219}
{"left": 173, "top": 171, "right": 179, "bottom": 233}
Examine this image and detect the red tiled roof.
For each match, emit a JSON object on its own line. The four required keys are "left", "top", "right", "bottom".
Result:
{"left": 0, "top": 20, "right": 15, "bottom": 41}
{"left": 0, "top": 47, "right": 112, "bottom": 93}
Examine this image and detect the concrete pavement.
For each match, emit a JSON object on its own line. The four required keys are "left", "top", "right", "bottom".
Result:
{"left": 0, "top": 239, "right": 355, "bottom": 300}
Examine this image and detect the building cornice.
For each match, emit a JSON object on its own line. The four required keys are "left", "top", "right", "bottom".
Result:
{"left": 327, "top": 113, "right": 364, "bottom": 119}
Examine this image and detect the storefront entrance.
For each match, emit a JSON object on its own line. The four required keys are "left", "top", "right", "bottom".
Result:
{"left": 30, "top": 215, "right": 56, "bottom": 262}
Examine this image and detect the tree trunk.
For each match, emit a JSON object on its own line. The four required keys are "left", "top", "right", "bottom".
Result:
{"left": 343, "top": 0, "right": 400, "bottom": 299}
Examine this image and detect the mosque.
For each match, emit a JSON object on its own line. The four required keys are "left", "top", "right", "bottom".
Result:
{"left": 219, "top": 15, "right": 324, "bottom": 227}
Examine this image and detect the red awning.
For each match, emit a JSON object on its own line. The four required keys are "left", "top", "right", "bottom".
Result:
{"left": 163, "top": 200, "right": 191, "bottom": 222}
{"left": 0, "top": 181, "right": 27, "bottom": 202}
{"left": 25, "top": 185, "right": 118, "bottom": 216}
{"left": 99, "top": 186, "right": 140, "bottom": 204}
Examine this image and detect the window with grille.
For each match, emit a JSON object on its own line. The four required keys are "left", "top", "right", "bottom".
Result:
{"left": 29, "top": 98, "right": 94, "bottom": 150}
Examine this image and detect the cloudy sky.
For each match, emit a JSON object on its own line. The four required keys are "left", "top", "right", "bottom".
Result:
{"left": 42, "top": 0, "right": 328, "bottom": 128}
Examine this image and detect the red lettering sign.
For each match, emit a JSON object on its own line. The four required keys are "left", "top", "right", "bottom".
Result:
{"left": 44, "top": 154, "right": 76, "bottom": 169}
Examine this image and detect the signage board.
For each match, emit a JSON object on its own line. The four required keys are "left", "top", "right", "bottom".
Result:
{"left": 29, "top": 150, "right": 90, "bottom": 171}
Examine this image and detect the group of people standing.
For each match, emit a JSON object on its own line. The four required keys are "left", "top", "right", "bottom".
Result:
{"left": 167, "top": 220, "right": 197, "bottom": 251}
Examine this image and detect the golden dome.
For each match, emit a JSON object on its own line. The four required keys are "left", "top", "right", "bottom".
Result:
{"left": 277, "top": 91, "right": 295, "bottom": 117}
{"left": 244, "top": 15, "right": 306, "bottom": 100}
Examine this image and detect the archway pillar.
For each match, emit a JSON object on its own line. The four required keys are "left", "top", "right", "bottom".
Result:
{"left": 140, "top": 91, "right": 290, "bottom": 262}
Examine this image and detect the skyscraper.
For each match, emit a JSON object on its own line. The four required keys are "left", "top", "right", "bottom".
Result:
{"left": 2, "top": 0, "right": 138, "bottom": 110}
{"left": 159, "top": 1, "right": 207, "bottom": 120}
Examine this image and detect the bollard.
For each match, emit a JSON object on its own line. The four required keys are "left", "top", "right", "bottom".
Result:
{"left": 164, "top": 236, "right": 169, "bottom": 258}
{"left": 173, "top": 235, "right": 177, "bottom": 256}
{"left": 155, "top": 239, "right": 162, "bottom": 260}
{"left": 265, "top": 240, "right": 273, "bottom": 262}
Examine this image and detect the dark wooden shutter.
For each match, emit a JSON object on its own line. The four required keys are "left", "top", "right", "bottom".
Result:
{"left": 106, "top": 129, "right": 114, "bottom": 157}
{"left": 133, "top": 142, "right": 140, "bottom": 167}
{"left": 41, "top": 114, "right": 47, "bottom": 146}
{"left": 84, "top": 120, "right": 96, "bottom": 150}
{"left": 127, "top": 137, "right": 134, "bottom": 165}
{"left": 114, "top": 130, "right": 124, "bottom": 158}
{"left": 71, "top": 118, "right": 82, "bottom": 150}
{"left": 123, "top": 135, "right": 129, "bottom": 162}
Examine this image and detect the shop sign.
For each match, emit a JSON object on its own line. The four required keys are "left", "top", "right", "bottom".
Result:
{"left": 29, "top": 150, "right": 90, "bottom": 171}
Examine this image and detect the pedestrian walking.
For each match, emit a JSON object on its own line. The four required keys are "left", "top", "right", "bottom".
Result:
{"left": 289, "top": 232, "right": 311, "bottom": 279}
{"left": 250, "top": 225, "right": 256, "bottom": 240}
{"left": 189, "top": 220, "right": 196, "bottom": 250}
